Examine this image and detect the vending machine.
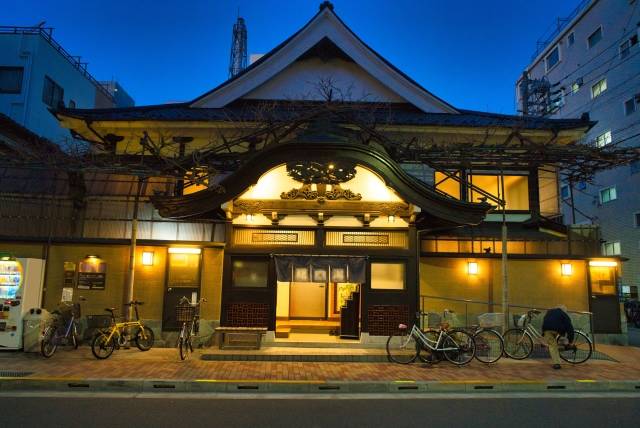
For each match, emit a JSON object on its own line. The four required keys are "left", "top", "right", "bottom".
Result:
{"left": 0, "top": 257, "right": 45, "bottom": 350}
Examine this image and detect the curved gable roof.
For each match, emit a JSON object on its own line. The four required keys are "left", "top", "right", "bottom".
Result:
{"left": 151, "top": 137, "right": 491, "bottom": 225}
{"left": 190, "top": 2, "right": 458, "bottom": 114}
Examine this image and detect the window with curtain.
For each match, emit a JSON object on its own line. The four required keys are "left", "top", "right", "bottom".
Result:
{"left": 0, "top": 67, "right": 23, "bottom": 93}
{"left": 232, "top": 259, "right": 269, "bottom": 288}
{"left": 371, "top": 262, "right": 405, "bottom": 290}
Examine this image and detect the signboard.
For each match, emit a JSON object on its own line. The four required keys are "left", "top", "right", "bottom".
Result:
{"left": 77, "top": 257, "right": 106, "bottom": 290}
{"left": 63, "top": 262, "right": 76, "bottom": 288}
{"left": 61, "top": 287, "right": 73, "bottom": 302}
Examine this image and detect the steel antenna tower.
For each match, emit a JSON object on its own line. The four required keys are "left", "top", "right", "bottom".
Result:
{"left": 229, "top": 15, "right": 247, "bottom": 78}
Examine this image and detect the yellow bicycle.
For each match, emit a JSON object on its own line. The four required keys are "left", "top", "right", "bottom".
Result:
{"left": 91, "top": 300, "right": 154, "bottom": 359}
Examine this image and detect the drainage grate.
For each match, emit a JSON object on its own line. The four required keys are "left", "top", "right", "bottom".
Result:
{"left": 0, "top": 371, "right": 33, "bottom": 378}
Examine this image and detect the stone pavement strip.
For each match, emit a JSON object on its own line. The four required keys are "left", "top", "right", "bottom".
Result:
{"left": 1, "top": 344, "right": 640, "bottom": 394}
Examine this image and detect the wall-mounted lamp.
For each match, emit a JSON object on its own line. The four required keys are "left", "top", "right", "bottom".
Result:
{"left": 387, "top": 215, "right": 395, "bottom": 223}
{"left": 467, "top": 261, "right": 479, "bottom": 275}
{"left": 168, "top": 247, "right": 202, "bottom": 255}
{"left": 588, "top": 260, "right": 617, "bottom": 267}
{"left": 560, "top": 263, "right": 573, "bottom": 276}
{"left": 141, "top": 251, "right": 154, "bottom": 266}
{"left": 245, "top": 213, "right": 254, "bottom": 222}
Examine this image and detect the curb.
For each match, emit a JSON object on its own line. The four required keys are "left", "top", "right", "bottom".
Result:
{"left": 2, "top": 377, "right": 640, "bottom": 394}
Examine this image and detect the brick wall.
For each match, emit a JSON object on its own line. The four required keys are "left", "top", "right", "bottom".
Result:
{"left": 367, "top": 305, "right": 409, "bottom": 336}
{"left": 225, "top": 302, "right": 270, "bottom": 327}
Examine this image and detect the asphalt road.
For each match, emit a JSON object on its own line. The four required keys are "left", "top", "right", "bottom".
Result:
{"left": 2, "top": 393, "right": 639, "bottom": 428}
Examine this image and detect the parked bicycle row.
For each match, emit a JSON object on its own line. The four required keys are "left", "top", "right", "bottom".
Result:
{"left": 386, "top": 308, "right": 593, "bottom": 367}
{"left": 39, "top": 296, "right": 206, "bottom": 361}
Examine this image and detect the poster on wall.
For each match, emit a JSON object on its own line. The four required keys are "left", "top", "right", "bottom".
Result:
{"left": 63, "top": 262, "right": 76, "bottom": 288}
{"left": 77, "top": 257, "right": 107, "bottom": 290}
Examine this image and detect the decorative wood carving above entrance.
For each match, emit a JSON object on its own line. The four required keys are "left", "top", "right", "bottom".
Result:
{"left": 280, "top": 161, "right": 362, "bottom": 201}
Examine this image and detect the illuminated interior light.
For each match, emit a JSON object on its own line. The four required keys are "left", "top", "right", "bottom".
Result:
{"left": 246, "top": 213, "right": 254, "bottom": 222}
{"left": 560, "top": 263, "right": 573, "bottom": 276}
{"left": 588, "top": 260, "right": 617, "bottom": 267}
{"left": 141, "top": 251, "right": 154, "bottom": 266}
{"left": 168, "top": 248, "right": 202, "bottom": 255}
{"left": 467, "top": 262, "right": 479, "bottom": 275}
{"left": 328, "top": 164, "right": 335, "bottom": 169}
{"left": 388, "top": 215, "right": 395, "bottom": 223}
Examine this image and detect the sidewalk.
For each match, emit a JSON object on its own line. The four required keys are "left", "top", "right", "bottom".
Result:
{"left": 1, "top": 345, "right": 640, "bottom": 393}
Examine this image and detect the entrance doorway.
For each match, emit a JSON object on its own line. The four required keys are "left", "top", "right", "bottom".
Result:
{"left": 275, "top": 281, "right": 360, "bottom": 341}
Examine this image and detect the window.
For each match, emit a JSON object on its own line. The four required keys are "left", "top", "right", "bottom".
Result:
{"left": 620, "top": 34, "right": 638, "bottom": 59}
{"left": 572, "top": 78, "right": 582, "bottom": 94}
{"left": 602, "top": 241, "right": 621, "bottom": 256}
{"left": 231, "top": 259, "right": 268, "bottom": 288}
{"left": 469, "top": 174, "right": 529, "bottom": 210}
{"left": 42, "top": 76, "right": 64, "bottom": 108}
{"left": 0, "top": 66, "right": 24, "bottom": 94}
{"left": 545, "top": 46, "right": 560, "bottom": 71}
{"left": 588, "top": 27, "right": 603, "bottom": 49}
{"left": 625, "top": 97, "right": 637, "bottom": 115}
{"left": 591, "top": 78, "right": 607, "bottom": 99}
{"left": 371, "top": 262, "right": 405, "bottom": 290}
{"left": 594, "top": 130, "right": 612, "bottom": 147}
{"left": 599, "top": 186, "right": 617, "bottom": 203}
{"left": 568, "top": 32, "right": 575, "bottom": 46}
{"left": 634, "top": 212, "right": 640, "bottom": 227}
{"left": 434, "top": 171, "right": 461, "bottom": 199}
{"left": 167, "top": 251, "right": 201, "bottom": 288}
{"left": 560, "top": 184, "right": 570, "bottom": 200}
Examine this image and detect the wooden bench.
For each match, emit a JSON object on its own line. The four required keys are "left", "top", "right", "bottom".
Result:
{"left": 214, "top": 327, "right": 268, "bottom": 350}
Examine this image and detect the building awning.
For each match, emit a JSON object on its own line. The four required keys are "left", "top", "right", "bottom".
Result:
{"left": 274, "top": 254, "right": 366, "bottom": 283}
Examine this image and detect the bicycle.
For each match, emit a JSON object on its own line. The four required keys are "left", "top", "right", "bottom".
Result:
{"left": 91, "top": 300, "right": 154, "bottom": 359}
{"left": 503, "top": 309, "right": 593, "bottom": 364}
{"left": 442, "top": 309, "right": 505, "bottom": 364}
{"left": 418, "top": 310, "right": 504, "bottom": 364}
{"left": 386, "top": 312, "right": 476, "bottom": 365}
{"left": 623, "top": 300, "right": 640, "bottom": 328}
{"left": 176, "top": 296, "right": 206, "bottom": 360}
{"left": 40, "top": 299, "right": 84, "bottom": 358}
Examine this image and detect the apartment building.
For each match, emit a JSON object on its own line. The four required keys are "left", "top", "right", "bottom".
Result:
{"left": 518, "top": 0, "right": 640, "bottom": 301}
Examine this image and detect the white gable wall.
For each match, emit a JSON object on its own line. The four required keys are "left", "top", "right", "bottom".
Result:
{"left": 243, "top": 57, "right": 406, "bottom": 102}
{"left": 192, "top": 8, "right": 457, "bottom": 113}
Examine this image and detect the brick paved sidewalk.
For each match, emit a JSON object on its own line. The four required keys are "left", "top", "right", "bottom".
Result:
{"left": 1, "top": 344, "right": 639, "bottom": 383}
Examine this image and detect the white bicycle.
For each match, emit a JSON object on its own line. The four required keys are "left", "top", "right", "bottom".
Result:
{"left": 386, "top": 313, "right": 476, "bottom": 366}
{"left": 503, "top": 309, "right": 593, "bottom": 364}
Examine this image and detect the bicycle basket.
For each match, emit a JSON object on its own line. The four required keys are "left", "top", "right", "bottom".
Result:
{"left": 175, "top": 304, "right": 195, "bottom": 323}
{"left": 57, "top": 302, "right": 81, "bottom": 322}
{"left": 513, "top": 314, "right": 526, "bottom": 328}
{"left": 478, "top": 312, "right": 504, "bottom": 328}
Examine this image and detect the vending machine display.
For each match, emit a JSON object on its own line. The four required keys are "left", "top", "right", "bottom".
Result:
{"left": 0, "top": 257, "right": 45, "bottom": 350}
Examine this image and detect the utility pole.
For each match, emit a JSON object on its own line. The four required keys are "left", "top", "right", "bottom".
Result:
{"left": 125, "top": 177, "right": 145, "bottom": 321}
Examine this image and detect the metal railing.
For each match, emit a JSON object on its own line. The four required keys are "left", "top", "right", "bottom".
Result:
{"left": 0, "top": 26, "right": 113, "bottom": 102}
{"left": 530, "top": 0, "right": 591, "bottom": 61}
{"left": 420, "top": 294, "right": 596, "bottom": 350}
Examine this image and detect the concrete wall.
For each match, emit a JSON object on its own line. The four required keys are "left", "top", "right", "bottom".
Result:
{"left": 0, "top": 32, "right": 98, "bottom": 144}
{"left": 420, "top": 257, "right": 589, "bottom": 326}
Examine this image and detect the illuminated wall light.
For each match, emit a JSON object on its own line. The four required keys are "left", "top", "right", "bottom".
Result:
{"left": 589, "top": 260, "right": 617, "bottom": 267}
{"left": 560, "top": 263, "right": 573, "bottom": 276}
{"left": 141, "top": 251, "right": 154, "bottom": 266}
{"left": 168, "top": 247, "right": 202, "bottom": 255}
{"left": 387, "top": 215, "right": 395, "bottom": 223}
{"left": 467, "top": 262, "right": 479, "bottom": 275}
{"left": 245, "top": 213, "right": 254, "bottom": 222}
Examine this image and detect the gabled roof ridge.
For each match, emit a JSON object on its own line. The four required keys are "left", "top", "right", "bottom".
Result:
{"left": 189, "top": 3, "right": 458, "bottom": 113}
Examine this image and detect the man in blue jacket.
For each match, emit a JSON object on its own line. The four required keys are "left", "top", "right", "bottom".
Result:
{"left": 542, "top": 305, "right": 575, "bottom": 369}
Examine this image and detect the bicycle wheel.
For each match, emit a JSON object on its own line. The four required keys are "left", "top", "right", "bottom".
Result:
{"left": 40, "top": 326, "right": 58, "bottom": 358}
{"left": 417, "top": 329, "right": 443, "bottom": 364}
{"left": 178, "top": 324, "right": 189, "bottom": 360}
{"left": 473, "top": 329, "right": 504, "bottom": 364}
{"left": 503, "top": 328, "right": 534, "bottom": 360}
{"left": 91, "top": 332, "right": 115, "bottom": 359}
{"left": 558, "top": 331, "right": 593, "bottom": 364}
{"left": 135, "top": 326, "right": 154, "bottom": 351}
{"left": 442, "top": 330, "right": 475, "bottom": 365}
{"left": 386, "top": 332, "right": 419, "bottom": 364}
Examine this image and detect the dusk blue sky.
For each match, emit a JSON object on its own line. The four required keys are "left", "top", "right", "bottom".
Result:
{"left": 4, "top": 0, "right": 581, "bottom": 113}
